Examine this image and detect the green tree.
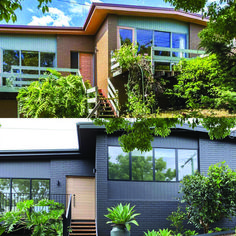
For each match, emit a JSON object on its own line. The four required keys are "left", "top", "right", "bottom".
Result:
{"left": 94, "top": 118, "right": 236, "bottom": 152}
{"left": 180, "top": 162, "right": 236, "bottom": 233}
{"left": 17, "top": 71, "right": 89, "bottom": 118}
{"left": 0, "top": 0, "right": 51, "bottom": 22}
{"left": 171, "top": 55, "right": 236, "bottom": 111}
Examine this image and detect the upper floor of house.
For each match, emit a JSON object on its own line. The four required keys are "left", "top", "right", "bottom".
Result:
{"left": 0, "top": 3, "right": 207, "bottom": 90}
{"left": 0, "top": 3, "right": 207, "bottom": 118}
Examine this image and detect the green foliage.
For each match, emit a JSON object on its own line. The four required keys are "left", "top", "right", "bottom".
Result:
{"left": 0, "top": 199, "right": 64, "bottom": 236}
{"left": 94, "top": 118, "right": 236, "bottom": 152}
{"left": 104, "top": 203, "right": 140, "bottom": 231}
{"left": 144, "top": 229, "right": 172, "bottom": 236}
{"left": 17, "top": 71, "right": 88, "bottom": 118}
{"left": 180, "top": 162, "right": 236, "bottom": 233}
{"left": 144, "top": 230, "right": 159, "bottom": 236}
{"left": 167, "top": 206, "right": 186, "bottom": 234}
{"left": 113, "top": 44, "right": 158, "bottom": 117}
{"left": 0, "top": 0, "right": 51, "bottom": 23}
{"left": 171, "top": 55, "right": 236, "bottom": 111}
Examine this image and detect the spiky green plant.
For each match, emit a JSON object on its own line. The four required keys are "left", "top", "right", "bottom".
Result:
{"left": 144, "top": 230, "right": 159, "bottom": 236}
{"left": 105, "top": 203, "right": 140, "bottom": 231}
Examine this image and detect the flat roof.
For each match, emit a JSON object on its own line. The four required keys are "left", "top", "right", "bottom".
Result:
{"left": 0, "top": 3, "right": 207, "bottom": 35}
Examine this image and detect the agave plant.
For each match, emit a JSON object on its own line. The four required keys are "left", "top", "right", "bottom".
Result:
{"left": 105, "top": 203, "right": 140, "bottom": 231}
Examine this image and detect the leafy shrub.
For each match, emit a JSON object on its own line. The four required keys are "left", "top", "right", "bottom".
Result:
{"left": 180, "top": 162, "right": 236, "bottom": 233}
{"left": 167, "top": 206, "right": 186, "bottom": 234}
{"left": 17, "top": 70, "right": 88, "bottom": 118}
{"left": 171, "top": 55, "right": 236, "bottom": 111}
{"left": 104, "top": 203, "right": 140, "bottom": 231}
{"left": 144, "top": 229, "right": 172, "bottom": 236}
{"left": 0, "top": 199, "right": 64, "bottom": 236}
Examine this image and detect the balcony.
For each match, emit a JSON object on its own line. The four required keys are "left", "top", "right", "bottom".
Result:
{"left": 111, "top": 46, "right": 205, "bottom": 77}
{"left": 0, "top": 66, "right": 81, "bottom": 93}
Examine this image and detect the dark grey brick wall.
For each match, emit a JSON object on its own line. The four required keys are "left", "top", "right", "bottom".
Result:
{"left": 96, "top": 134, "right": 195, "bottom": 236}
{"left": 50, "top": 157, "right": 95, "bottom": 194}
{"left": 0, "top": 160, "right": 50, "bottom": 178}
{"left": 96, "top": 134, "right": 236, "bottom": 236}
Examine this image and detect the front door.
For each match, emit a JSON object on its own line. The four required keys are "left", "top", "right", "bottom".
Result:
{"left": 66, "top": 176, "right": 95, "bottom": 220}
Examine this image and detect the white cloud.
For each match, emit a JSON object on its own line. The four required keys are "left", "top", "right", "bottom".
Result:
{"left": 85, "top": 0, "right": 103, "bottom": 6}
{"left": 28, "top": 7, "right": 71, "bottom": 26}
{"left": 27, "top": 8, "right": 35, "bottom": 13}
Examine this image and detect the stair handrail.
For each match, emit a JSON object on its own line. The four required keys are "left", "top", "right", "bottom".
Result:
{"left": 108, "top": 78, "right": 119, "bottom": 117}
{"left": 87, "top": 86, "right": 99, "bottom": 118}
{"left": 63, "top": 194, "right": 72, "bottom": 236}
{"left": 87, "top": 100, "right": 101, "bottom": 118}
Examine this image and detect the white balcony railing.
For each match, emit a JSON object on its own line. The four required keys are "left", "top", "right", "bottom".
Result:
{"left": 0, "top": 66, "right": 83, "bottom": 92}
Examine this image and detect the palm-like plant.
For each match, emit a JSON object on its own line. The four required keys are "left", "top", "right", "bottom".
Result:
{"left": 105, "top": 203, "right": 140, "bottom": 231}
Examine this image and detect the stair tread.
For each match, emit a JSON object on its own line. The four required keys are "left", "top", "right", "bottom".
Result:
{"left": 72, "top": 226, "right": 95, "bottom": 228}
{"left": 71, "top": 222, "right": 95, "bottom": 225}
{"left": 72, "top": 229, "right": 96, "bottom": 232}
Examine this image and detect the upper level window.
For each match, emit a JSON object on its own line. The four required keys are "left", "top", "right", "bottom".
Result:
{"left": 108, "top": 146, "right": 198, "bottom": 182}
{"left": 178, "top": 149, "right": 198, "bottom": 180}
{"left": 154, "top": 31, "right": 171, "bottom": 57}
{"left": 3, "top": 50, "right": 20, "bottom": 73}
{"left": 108, "top": 146, "right": 130, "bottom": 180}
{"left": 172, "top": 33, "right": 187, "bottom": 58}
{"left": 118, "top": 27, "right": 134, "bottom": 47}
{"left": 137, "top": 29, "right": 153, "bottom": 56}
{"left": 155, "top": 148, "right": 176, "bottom": 181}
{"left": 131, "top": 149, "right": 153, "bottom": 181}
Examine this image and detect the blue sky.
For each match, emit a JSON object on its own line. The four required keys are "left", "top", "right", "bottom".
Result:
{"left": 0, "top": 0, "right": 172, "bottom": 27}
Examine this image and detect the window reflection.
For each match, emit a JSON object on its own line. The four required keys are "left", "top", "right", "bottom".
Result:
{"left": 119, "top": 28, "right": 133, "bottom": 46}
{"left": 172, "top": 33, "right": 187, "bottom": 58}
{"left": 154, "top": 31, "right": 170, "bottom": 48}
{"left": 155, "top": 148, "right": 176, "bottom": 181}
{"left": 108, "top": 146, "right": 130, "bottom": 180}
{"left": 137, "top": 29, "right": 153, "bottom": 55}
{"left": 40, "top": 53, "right": 55, "bottom": 67}
{"left": 131, "top": 150, "right": 153, "bottom": 181}
{"left": 178, "top": 150, "right": 198, "bottom": 180}
{"left": 3, "top": 50, "right": 20, "bottom": 73}
{"left": 108, "top": 146, "right": 197, "bottom": 182}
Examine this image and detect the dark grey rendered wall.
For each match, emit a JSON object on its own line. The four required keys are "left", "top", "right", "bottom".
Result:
{"left": 96, "top": 134, "right": 199, "bottom": 236}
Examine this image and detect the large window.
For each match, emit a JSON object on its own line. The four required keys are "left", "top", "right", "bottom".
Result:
{"left": 108, "top": 146, "right": 130, "bottom": 180}
{"left": 137, "top": 29, "right": 153, "bottom": 55}
{"left": 172, "top": 33, "right": 187, "bottom": 58}
{"left": 108, "top": 146, "right": 198, "bottom": 181}
{"left": 132, "top": 150, "right": 153, "bottom": 181}
{"left": 118, "top": 28, "right": 134, "bottom": 47}
{"left": 2, "top": 50, "right": 56, "bottom": 85}
{"left": 0, "top": 178, "right": 50, "bottom": 212}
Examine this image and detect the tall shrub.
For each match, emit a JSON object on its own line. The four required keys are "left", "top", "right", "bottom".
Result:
{"left": 17, "top": 71, "right": 88, "bottom": 118}
{"left": 180, "top": 162, "right": 236, "bottom": 233}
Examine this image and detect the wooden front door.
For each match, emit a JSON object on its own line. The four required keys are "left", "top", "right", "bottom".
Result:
{"left": 79, "top": 53, "right": 94, "bottom": 87}
{"left": 66, "top": 177, "right": 95, "bottom": 220}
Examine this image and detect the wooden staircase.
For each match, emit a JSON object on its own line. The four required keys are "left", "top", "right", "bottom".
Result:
{"left": 98, "top": 89, "right": 117, "bottom": 118}
{"left": 69, "top": 219, "right": 96, "bottom": 236}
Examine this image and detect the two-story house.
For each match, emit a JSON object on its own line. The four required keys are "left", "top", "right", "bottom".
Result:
{"left": 0, "top": 120, "right": 236, "bottom": 236}
{"left": 0, "top": 2, "right": 207, "bottom": 118}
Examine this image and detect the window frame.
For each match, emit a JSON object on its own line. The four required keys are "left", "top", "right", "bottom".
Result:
{"left": 108, "top": 146, "right": 198, "bottom": 182}
{"left": 0, "top": 177, "right": 50, "bottom": 196}
{"left": 117, "top": 26, "right": 135, "bottom": 49}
